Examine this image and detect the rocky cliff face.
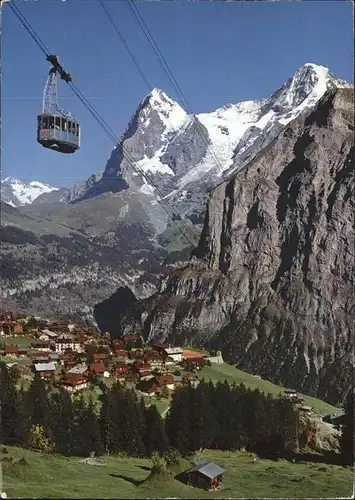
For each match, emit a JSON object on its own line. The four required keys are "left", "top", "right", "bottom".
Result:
{"left": 108, "top": 88, "right": 354, "bottom": 405}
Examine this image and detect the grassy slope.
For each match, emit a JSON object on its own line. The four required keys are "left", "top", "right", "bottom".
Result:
{"left": 197, "top": 364, "right": 339, "bottom": 416}
{"left": 2, "top": 447, "right": 353, "bottom": 499}
{"left": 1, "top": 337, "right": 338, "bottom": 416}
{"left": 1, "top": 336, "right": 34, "bottom": 349}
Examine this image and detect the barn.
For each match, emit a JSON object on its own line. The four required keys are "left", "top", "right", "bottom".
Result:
{"left": 180, "top": 461, "right": 225, "bottom": 490}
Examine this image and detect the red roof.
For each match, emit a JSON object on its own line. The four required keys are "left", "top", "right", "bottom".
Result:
{"left": 135, "top": 362, "right": 151, "bottom": 371}
{"left": 182, "top": 349, "right": 205, "bottom": 359}
{"left": 63, "top": 373, "right": 87, "bottom": 386}
{"left": 116, "top": 364, "right": 129, "bottom": 373}
{"left": 123, "top": 335, "right": 138, "bottom": 342}
{"left": 90, "top": 363, "right": 106, "bottom": 374}
{"left": 5, "top": 345, "right": 18, "bottom": 354}
{"left": 93, "top": 353, "right": 106, "bottom": 360}
{"left": 116, "top": 349, "right": 128, "bottom": 357}
{"left": 155, "top": 374, "right": 175, "bottom": 387}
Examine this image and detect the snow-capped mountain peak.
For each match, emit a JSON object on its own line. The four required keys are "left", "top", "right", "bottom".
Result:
{"left": 138, "top": 87, "right": 189, "bottom": 137}
{"left": 268, "top": 62, "right": 351, "bottom": 117}
{"left": 1, "top": 177, "right": 59, "bottom": 207}
{"left": 23, "top": 63, "right": 351, "bottom": 222}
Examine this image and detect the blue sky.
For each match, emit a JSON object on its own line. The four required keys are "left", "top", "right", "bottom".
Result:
{"left": 2, "top": 0, "right": 353, "bottom": 188}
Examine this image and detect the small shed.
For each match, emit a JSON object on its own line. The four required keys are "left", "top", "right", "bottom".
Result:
{"left": 181, "top": 461, "right": 225, "bottom": 490}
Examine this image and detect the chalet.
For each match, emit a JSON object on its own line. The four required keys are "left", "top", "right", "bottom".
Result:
{"left": 39, "top": 329, "right": 58, "bottom": 341}
{"left": 115, "top": 363, "right": 129, "bottom": 376}
{"left": 123, "top": 335, "right": 138, "bottom": 343}
{"left": 57, "top": 332, "right": 76, "bottom": 340}
{"left": 123, "top": 335, "right": 139, "bottom": 350}
{"left": 89, "top": 363, "right": 110, "bottom": 378}
{"left": 4, "top": 345, "right": 19, "bottom": 357}
{"left": 135, "top": 363, "right": 152, "bottom": 379}
{"left": 34, "top": 362, "right": 56, "bottom": 379}
{"left": 31, "top": 341, "right": 51, "bottom": 352}
{"left": 155, "top": 374, "right": 175, "bottom": 390}
{"left": 55, "top": 338, "right": 83, "bottom": 354}
{"left": 62, "top": 373, "right": 88, "bottom": 392}
{"left": 144, "top": 351, "right": 163, "bottom": 368}
{"left": 115, "top": 349, "right": 129, "bottom": 358}
{"left": 179, "top": 461, "right": 225, "bottom": 490}
{"left": 283, "top": 388, "right": 299, "bottom": 400}
{"left": 67, "top": 364, "right": 88, "bottom": 375}
{"left": 92, "top": 353, "right": 107, "bottom": 362}
{"left": 164, "top": 347, "right": 184, "bottom": 363}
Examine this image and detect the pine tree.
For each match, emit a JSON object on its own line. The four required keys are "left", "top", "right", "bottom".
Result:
{"left": 212, "top": 381, "right": 234, "bottom": 450}
{"left": 99, "top": 389, "right": 110, "bottom": 454}
{"left": 73, "top": 396, "right": 102, "bottom": 456}
{"left": 165, "top": 385, "right": 194, "bottom": 455}
{"left": 144, "top": 404, "right": 169, "bottom": 457}
{"left": 120, "top": 391, "right": 146, "bottom": 457}
{"left": 50, "top": 388, "right": 74, "bottom": 455}
{"left": 0, "top": 363, "right": 28, "bottom": 446}
{"left": 188, "top": 381, "right": 215, "bottom": 451}
{"left": 26, "top": 373, "right": 51, "bottom": 433}
{"left": 229, "top": 383, "right": 248, "bottom": 451}
{"left": 105, "top": 383, "right": 126, "bottom": 453}
{"left": 340, "top": 390, "right": 354, "bottom": 466}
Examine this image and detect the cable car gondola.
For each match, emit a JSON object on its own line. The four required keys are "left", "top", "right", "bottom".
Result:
{"left": 37, "top": 56, "right": 80, "bottom": 154}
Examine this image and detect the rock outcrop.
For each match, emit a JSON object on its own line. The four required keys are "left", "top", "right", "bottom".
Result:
{"left": 107, "top": 88, "right": 354, "bottom": 405}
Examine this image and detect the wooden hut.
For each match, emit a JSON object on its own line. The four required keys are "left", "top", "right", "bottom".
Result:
{"left": 180, "top": 461, "right": 225, "bottom": 490}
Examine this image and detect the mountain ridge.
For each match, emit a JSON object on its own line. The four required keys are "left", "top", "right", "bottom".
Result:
{"left": 99, "top": 87, "right": 354, "bottom": 405}
{"left": 1, "top": 177, "right": 60, "bottom": 207}
{"left": 13, "top": 63, "right": 351, "bottom": 225}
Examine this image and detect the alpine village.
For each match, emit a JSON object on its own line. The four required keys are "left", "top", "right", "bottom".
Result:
{"left": 0, "top": 309, "right": 353, "bottom": 497}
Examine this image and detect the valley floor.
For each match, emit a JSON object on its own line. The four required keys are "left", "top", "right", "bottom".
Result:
{"left": 2, "top": 446, "right": 353, "bottom": 499}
